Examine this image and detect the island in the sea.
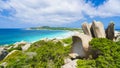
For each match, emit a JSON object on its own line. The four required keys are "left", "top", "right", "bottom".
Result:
{"left": 28, "top": 26, "right": 81, "bottom": 31}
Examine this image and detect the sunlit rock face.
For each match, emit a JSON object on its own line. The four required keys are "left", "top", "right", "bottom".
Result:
{"left": 105, "top": 23, "right": 115, "bottom": 40}
{"left": 114, "top": 31, "right": 120, "bottom": 41}
{"left": 82, "top": 22, "right": 92, "bottom": 37}
{"left": 70, "top": 21, "right": 117, "bottom": 59}
{"left": 69, "top": 33, "right": 92, "bottom": 58}
{"left": 91, "top": 21, "right": 106, "bottom": 38}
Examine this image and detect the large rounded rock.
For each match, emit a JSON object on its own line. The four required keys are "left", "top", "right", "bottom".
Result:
{"left": 69, "top": 33, "right": 92, "bottom": 58}
{"left": 82, "top": 22, "right": 92, "bottom": 36}
{"left": 91, "top": 21, "right": 106, "bottom": 38}
{"left": 105, "top": 23, "right": 115, "bottom": 40}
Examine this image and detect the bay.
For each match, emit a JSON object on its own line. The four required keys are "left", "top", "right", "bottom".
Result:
{"left": 0, "top": 29, "right": 72, "bottom": 45}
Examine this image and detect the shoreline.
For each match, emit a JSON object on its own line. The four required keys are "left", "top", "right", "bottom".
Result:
{"left": 0, "top": 31, "right": 76, "bottom": 46}
{"left": 0, "top": 30, "right": 120, "bottom": 46}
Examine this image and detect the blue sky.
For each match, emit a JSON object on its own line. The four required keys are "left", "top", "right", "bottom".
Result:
{"left": 0, "top": 0, "right": 120, "bottom": 28}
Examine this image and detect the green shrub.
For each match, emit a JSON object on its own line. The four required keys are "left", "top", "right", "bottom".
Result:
{"left": 77, "top": 38, "right": 120, "bottom": 68}
{"left": 1, "top": 38, "right": 71, "bottom": 68}
{"left": 27, "top": 40, "right": 69, "bottom": 68}
{"left": 62, "top": 37, "right": 72, "bottom": 44}
{"left": 77, "top": 59, "right": 96, "bottom": 68}
{"left": 0, "top": 50, "right": 28, "bottom": 68}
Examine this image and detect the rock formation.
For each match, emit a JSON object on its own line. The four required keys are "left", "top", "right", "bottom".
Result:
{"left": 82, "top": 22, "right": 92, "bottom": 36}
{"left": 21, "top": 43, "right": 31, "bottom": 51}
{"left": 91, "top": 21, "right": 106, "bottom": 38}
{"left": 69, "top": 33, "right": 92, "bottom": 58}
{"left": 70, "top": 21, "right": 110, "bottom": 59}
{"left": 0, "top": 48, "right": 8, "bottom": 61}
{"left": 105, "top": 23, "right": 115, "bottom": 40}
{"left": 114, "top": 31, "right": 120, "bottom": 41}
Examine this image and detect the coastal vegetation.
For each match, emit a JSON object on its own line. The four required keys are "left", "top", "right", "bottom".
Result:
{"left": 77, "top": 38, "right": 120, "bottom": 68}
{"left": 0, "top": 38, "right": 72, "bottom": 68}
{"left": 0, "top": 37, "right": 120, "bottom": 68}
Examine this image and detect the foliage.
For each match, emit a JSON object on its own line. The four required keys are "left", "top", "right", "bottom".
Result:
{"left": 116, "top": 40, "right": 120, "bottom": 45}
{"left": 62, "top": 37, "right": 72, "bottom": 44}
{"left": 27, "top": 40, "right": 70, "bottom": 68}
{"left": 0, "top": 38, "right": 72, "bottom": 68}
{"left": 77, "top": 59, "right": 96, "bottom": 68}
{"left": 0, "top": 50, "right": 28, "bottom": 68}
{"left": 77, "top": 38, "right": 120, "bottom": 68}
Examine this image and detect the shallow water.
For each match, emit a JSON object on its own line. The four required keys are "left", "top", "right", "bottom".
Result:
{"left": 0, "top": 29, "right": 72, "bottom": 45}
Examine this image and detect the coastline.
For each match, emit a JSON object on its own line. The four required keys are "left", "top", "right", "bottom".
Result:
{"left": 0, "top": 30, "right": 76, "bottom": 46}
{"left": 0, "top": 29, "right": 120, "bottom": 46}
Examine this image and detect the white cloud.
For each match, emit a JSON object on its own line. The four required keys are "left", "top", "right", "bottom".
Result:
{"left": 97, "top": 0, "right": 120, "bottom": 17}
{"left": 0, "top": 0, "right": 120, "bottom": 25}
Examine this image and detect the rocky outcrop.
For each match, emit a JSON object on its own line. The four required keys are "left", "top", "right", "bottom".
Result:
{"left": 105, "top": 23, "right": 115, "bottom": 40}
{"left": 91, "top": 21, "right": 106, "bottom": 38}
{"left": 13, "top": 41, "right": 27, "bottom": 48}
{"left": 0, "top": 48, "right": 8, "bottom": 61}
{"left": 70, "top": 21, "right": 108, "bottom": 59}
{"left": 21, "top": 43, "right": 31, "bottom": 51}
{"left": 4, "top": 50, "right": 17, "bottom": 60}
{"left": 69, "top": 33, "right": 92, "bottom": 58}
{"left": 82, "top": 22, "right": 92, "bottom": 36}
{"left": 0, "top": 62, "right": 7, "bottom": 68}
{"left": 114, "top": 31, "right": 120, "bottom": 41}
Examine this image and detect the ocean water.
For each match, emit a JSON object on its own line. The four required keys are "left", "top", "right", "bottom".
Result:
{"left": 0, "top": 29, "right": 72, "bottom": 45}
{"left": 115, "top": 29, "right": 120, "bottom": 31}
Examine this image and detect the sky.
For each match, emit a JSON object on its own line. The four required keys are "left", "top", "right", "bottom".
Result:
{"left": 0, "top": 0, "right": 120, "bottom": 28}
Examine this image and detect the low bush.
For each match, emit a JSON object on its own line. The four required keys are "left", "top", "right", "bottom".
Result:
{"left": 62, "top": 37, "right": 72, "bottom": 44}
{"left": 77, "top": 38, "right": 120, "bottom": 68}
{"left": 0, "top": 38, "right": 72, "bottom": 68}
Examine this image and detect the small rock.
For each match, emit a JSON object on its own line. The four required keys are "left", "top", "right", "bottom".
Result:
{"left": 0, "top": 62, "right": 7, "bottom": 68}
{"left": 13, "top": 41, "right": 27, "bottom": 48}
{"left": 21, "top": 43, "right": 31, "bottom": 51}
{"left": 64, "top": 58, "right": 72, "bottom": 64}
{"left": 0, "top": 48, "right": 8, "bottom": 61}
{"left": 61, "top": 59, "right": 78, "bottom": 68}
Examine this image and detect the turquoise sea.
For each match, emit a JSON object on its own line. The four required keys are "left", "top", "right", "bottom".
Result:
{"left": 0, "top": 29, "right": 72, "bottom": 45}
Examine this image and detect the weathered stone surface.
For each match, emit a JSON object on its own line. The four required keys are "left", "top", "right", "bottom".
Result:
{"left": 13, "top": 41, "right": 27, "bottom": 48}
{"left": 69, "top": 32, "right": 92, "bottom": 58}
{"left": 61, "top": 59, "right": 78, "bottom": 68}
{"left": 3, "top": 50, "right": 20, "bottom": 61}
{"left": 91, "top": 21, "right": 106, "bottom": 38}
{"left": 114, "top": 31, "right": 120, "bottom": 41}
{"left": 0, "top": 62, "right": 7, "bottom": 68}
{"left": 105, "top": 23, "right": 115, "bottom": 40}
{"left": 64, "top": 58, "right": 72, "bottom": 64}
{"left": 82, "top": 22, "right": 92, "bottom": 36}
{"left": 0, "top": 48, "right": 8, "bottom": 61}
{"left": 21, "top": 43, "right": 31, "bottom": 51}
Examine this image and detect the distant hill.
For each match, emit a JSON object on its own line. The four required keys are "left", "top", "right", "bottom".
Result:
{"left": 29, "top": 26, "right": 81, "bottom": 31}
